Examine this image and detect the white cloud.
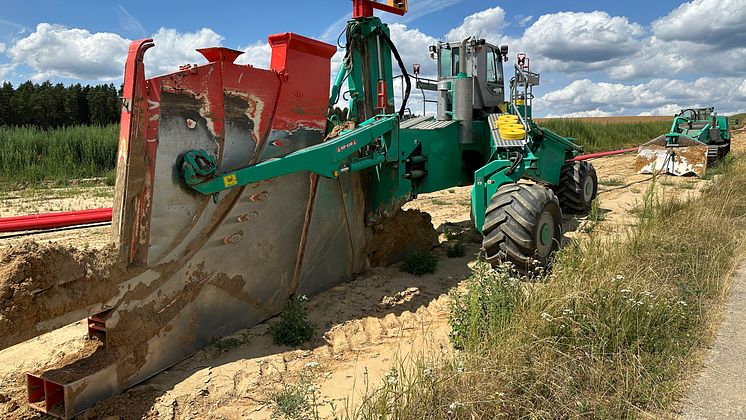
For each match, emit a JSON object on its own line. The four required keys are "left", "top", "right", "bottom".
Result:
{"left": 539, "top": 77, "right": 746, "bottom": 116}
{"left": 521, "top": 11, "right": 644, "bottom": 72}
{"left": 5, "top": 23, "right": 227, "bottom": 81}
{"left": 608, "top": 0, "right": 746, "bottom": 80}
{"left": 737, "top": 79, "right": 746, "bottom": 99}
{"left": 0, "top": 63, "right": 12, "bottom": 82}
{"left": 0, "top": 42, "right": 5, "bottom": 54}
{"left": 8, "top": 23, "right": 129, "bottom": 80}
{"left": 639, "top": 104, "right": 684, "bottom": 116}
{"left": 145, "top": 27, "right": 224, "bottom": 76}
{"left": 517, "top": 15, "right": 534, "bottom": 27}
{"left": 389, "top": 23, "right": 438, "bottom": 77}
{"left": 445, "top": 6, "right": 506, "bottom": 42}
{"left": 652, "top": 0, "right": 746, "bottom": 48}
{"left": 234, "top": 40, "right": 271, "bottom": 69}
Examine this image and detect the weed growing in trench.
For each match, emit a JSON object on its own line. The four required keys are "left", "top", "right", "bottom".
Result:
{"left": 271, "top": 296, "right": 314, "bottom": 347}
{"left": 400, "top": 249, "right": 438, "bottom": 276}
{"left": 271, "top": 362, "right": 329, "bottom": 420}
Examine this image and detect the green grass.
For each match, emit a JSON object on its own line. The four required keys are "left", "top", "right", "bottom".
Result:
{"left": 351, "top": 154, "right": 746, "bottom": 418}
{"left": 539, "top": 119, "right": 671, "bottom": 153}
{"left": 0, "top": 124, "right": 118, "bottom": 185}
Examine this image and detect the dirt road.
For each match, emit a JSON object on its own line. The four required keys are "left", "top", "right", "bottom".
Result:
{"left": 678, "top": 260, "right": 746, "bottom": 419}
{"left": 0, "top": 133, "right": 743, "bottom": 419}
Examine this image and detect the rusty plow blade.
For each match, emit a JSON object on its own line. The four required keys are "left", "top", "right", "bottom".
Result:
{"left": 634, "top": 135, "right": 708, "bottom": 177}
{"left": 13, "top": 34, "right": 373, "bottom": 419}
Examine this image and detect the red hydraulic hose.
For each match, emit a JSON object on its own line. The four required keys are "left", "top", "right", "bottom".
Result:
{"left": 0, "top": 208, "right": 112, "bottom": 232}
{"left": 568, "top": 147, "right": 638, "bottom": 163}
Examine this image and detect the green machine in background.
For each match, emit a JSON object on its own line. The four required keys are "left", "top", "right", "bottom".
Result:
{"left": 182, "top": 3, "right": 598, "bottom": 270}
{"left": 636, "top": 107, "right": 731, "bottom": 176}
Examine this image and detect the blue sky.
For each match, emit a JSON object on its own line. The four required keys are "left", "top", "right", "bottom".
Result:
{"left": 1, "top": 0, "right": 745, "bottom": 116}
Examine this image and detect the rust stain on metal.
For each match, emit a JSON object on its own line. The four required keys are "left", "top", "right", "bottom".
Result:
{"left": 236, "top": 212, "right": 259, "bottom": 222}
{"left": 248, "top": 191, "right": 271, "bottom": 202}
{"left": 223, "top": 231, "right": 243, "bottom": 245}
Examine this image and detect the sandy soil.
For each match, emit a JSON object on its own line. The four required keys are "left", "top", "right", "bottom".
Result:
{"left": 0, "top": 133, "right": 743, "bottom": 419}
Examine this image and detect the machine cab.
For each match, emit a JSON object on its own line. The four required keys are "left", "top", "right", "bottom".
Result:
{"left": 432, "top": 38, "right": 509, "bottom": 112}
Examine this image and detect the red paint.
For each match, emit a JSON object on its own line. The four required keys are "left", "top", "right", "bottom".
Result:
{"left": 568, "top": 147, "right": 638, "bottom": 162}
{"left": 268, "top": 32, "right": 336, "bottom": 132}
{"left": 352, "top": 0, "right": 407, "bottom": 18}
{"left": 377, "top": 80, "right": 387, "bottom": 112}
{"left": 196, "top": 47, "right": 243, "bottom": 64}
{"left": 0, "top": 208, "right": 112, "bottom": 232}
{"left": 117, "top": 39, "right": 155, "bottom": 264}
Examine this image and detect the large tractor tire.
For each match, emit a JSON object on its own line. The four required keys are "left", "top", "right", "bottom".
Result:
{"left": 482, "top": 184, "right": 562, "bottom": 270}
{"left": 553, "top": 161, "right": 598, "bottom": 214}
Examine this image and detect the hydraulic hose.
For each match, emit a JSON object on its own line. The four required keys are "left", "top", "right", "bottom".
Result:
{"left": 505, "top": 150, "right": 524, "bottom": 176}
{"left": 377, "top": 28, "right": 411, "bottom": 117}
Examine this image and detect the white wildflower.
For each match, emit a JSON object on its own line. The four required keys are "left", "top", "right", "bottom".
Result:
{"left": 678, "top": 300, "right": 688, "bottom": 306}
{"left": 620, "top": 288, "right": 632, "bottom": 293}
{"left": 449, "top": 401, "right": 463, "bottom": 410}
{"left": 615, "top": 274, "right": 625, "bottom": 281}
{"left": 457, "top": 361, "right": 464, "bottom": 374}
{"left": 305, "top": 361, "right": 319, "bottom": 369}
{"left": 562, "top": 309, "right": 574, "bottom": 316}
{"left": 540, "top": 312, "right": 554, "bottom": 322}
{"left": 384, "top": 369, "right": 398, "bottom": 385}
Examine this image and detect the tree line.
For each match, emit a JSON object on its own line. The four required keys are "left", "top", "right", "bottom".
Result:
{"left": 0, "top": 81, "right": 121, "bottom": 128}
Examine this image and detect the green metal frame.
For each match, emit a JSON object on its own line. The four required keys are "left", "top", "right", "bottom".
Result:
{"left": 183, "top": 114, "right": 398, "bottom": 194}
{"left": 664, "top": 108, "right": 730, "bottom": 146}
{"left": 180, "top": 14, "right": 585, "bottom": 233}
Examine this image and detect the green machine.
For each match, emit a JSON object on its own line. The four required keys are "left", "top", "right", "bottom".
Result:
{"left": 181, "top": 1, "right": 597, "bottom": 270}
{"left": 636, "top": 107, "right": 731, "bottom": 176}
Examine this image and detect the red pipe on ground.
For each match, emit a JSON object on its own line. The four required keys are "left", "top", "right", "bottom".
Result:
{"left": 0, "top": 208, "right": 112, "bottom": 232}
{"left": 0, "top": 147, "right": 642, "bottom": 234}
{"left": 569, "top": 147, "right": 638, "bottom": 162}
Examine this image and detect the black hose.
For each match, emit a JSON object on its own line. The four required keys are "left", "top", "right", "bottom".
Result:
{"left": 377, "top": 29, "right": 411, "bottom": 117}
{"left": 505, "top": 150, "right": 523, "bottom": 176}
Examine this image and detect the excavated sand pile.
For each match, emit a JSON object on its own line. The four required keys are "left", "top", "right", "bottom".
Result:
{"left": 0, "top": 241, "right": 119, "bottom": 348}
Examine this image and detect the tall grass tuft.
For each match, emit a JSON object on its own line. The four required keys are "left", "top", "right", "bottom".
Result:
{"left": 539, "top": 119, "right": 671, "bottom": 152}
{"left": 352, "top": 155, "right": 746, "bottom": 418}
{"left": 0, "top": 124, "right": 118, "bottom": 184}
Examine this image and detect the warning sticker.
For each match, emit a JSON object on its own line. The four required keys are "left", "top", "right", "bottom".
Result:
{"left": 223, "top": 174, "right": 238, "bottom": 187}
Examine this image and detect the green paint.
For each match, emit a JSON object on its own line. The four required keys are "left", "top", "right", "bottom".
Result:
{"left": 540, "top": 222, "right": 551, "bottom": 246}
{"left": 180, "top": 14, "right": 585, "bottom": 236}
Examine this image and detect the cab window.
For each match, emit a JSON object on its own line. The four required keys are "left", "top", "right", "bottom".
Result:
{"left": 486, "top": 48, "right": 498, "bottom": 83}
{"left": 439, "top": 47, "right": 460, "bottom": 77}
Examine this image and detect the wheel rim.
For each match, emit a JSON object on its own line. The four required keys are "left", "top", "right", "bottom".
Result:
{"left": 583, "top": 176, "right": 594, "bottom": 202}
{"left": 536, "top": 211, "right": 555, "bottom": 256}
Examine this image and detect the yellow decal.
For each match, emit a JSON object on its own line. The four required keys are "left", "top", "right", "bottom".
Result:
{"left": 223, "top": 174, "right": 237, "bottom": 187}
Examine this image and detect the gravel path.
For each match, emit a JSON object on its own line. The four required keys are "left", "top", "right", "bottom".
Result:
{"left": 679, "top": 259, "right": 746, "bottom": 419}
